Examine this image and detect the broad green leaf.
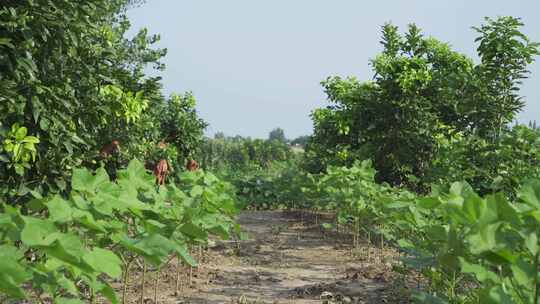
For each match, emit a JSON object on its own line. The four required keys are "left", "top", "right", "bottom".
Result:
{"left": 190, "top": 185, "right": 204, "bottom": 197}
{"left": 90, "top": 196, "right": 114, "bottom": 216}
{"left": 510, "top": 258, "right": 535, "bottom": 289}
{"left": 177, "top": 171, "right": 198, "bottom": 184}
{"left": 462, "top": 194, "right": 489, "bottom": 223}
{"left": 44, "top": 257, "right": 64, "bottom": 271}
{"left": 459, "top": 258, "right": 499, "bottom": 283}
{"left": 117, "top": 159, "right": 154, "bottom": 190}
{"left": 397, "top": 239, "right": 415, "bottom": 250}
{"left": 0, "top": 245, "right": 31, "bottom": 299}
{"left": 479, "top": 286, "right": 514, "bottom": 304}
{"left": 14, "top": 126, "right": 28, "bottom": 141}
{"left": 71, "top": 209, "right": 106, "bottom": 233}
{"left": 174, "top": 242, "right": 198, "bottom": 267}
{"left": 56, "top": 275, "right": 78, "bottom": 296}
{"left": 83, "top": 248, "right": 122, "bottom": 278}
{"left": 385, "top": 200, "right": 409, "bottom": 209}
{"left": 72, "top": 167, "right": 109, "bottom": 193}
{"left": 0, "top": 37, "right": 14, "bottom": 48}
{"left": 71, "top": 195, "right": 90, "bottom": 210}
{"left": 98, "top": 282, "right": 118, "bottom": 304}
{"left": 518, "top": 179, "right": 540, "bottom": 209}
{"left": 43, "top": 234, "right": 93, "bottom": 273}
{"left": 21, "top": 216, "right": 58, "bottom": 246}
{"left": 179, "top": 222, "right": 208, "bottom": 240}
{"left": 134, "top": 234, "right": 176, "bottom": 266}
{"left": 72, "top": 168, "right": 94, "bottom": 192}
{"left": 488, "top": 193, "right": 519, "bottom": 225}
{"left": 46, "top": 195, "right": 73, "bottom": 223}
{"left": 466, "top": 222, "right": 502, "bottom": 254}
{"left": 524, "top": 233, "right": 538, "bottom": 256}
{"left": 417, "top": 197, "right": 441, "bottom": 209}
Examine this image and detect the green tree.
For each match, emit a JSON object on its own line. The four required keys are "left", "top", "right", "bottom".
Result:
{"left": 307, "top": 17, "right": 539, "bottom": 190}
{"left": 469, "top": 17, "right": 540, "bottom": 138}
{"left": 268, "top": 128, "right": 287, "bottom": 143}
{"left": 0, "top": 1, "right": 207, "bottom": 202}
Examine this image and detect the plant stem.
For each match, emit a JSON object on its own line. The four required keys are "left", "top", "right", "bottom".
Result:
{"left": 189, "top": 266, "right": 193, "bottom": 287}
{"left": 355, "top": 218, "right": 360, "bottom": 250}
{"left": 535, "top": 251, "right": 540, "bottom": 304}
{"left": 175, "top": 255, "right": 182, "bottom": 295}
{"left": 380, "top": 224, "right": 384, "bottom": 251}
{"left": 367, "top": 231, "right": 371, "bottom": 261}
{"left": 154, "top": 265, "right": 161, "bottom": 304}
{"left": 198, "top": 245, "right": 203, "bottom": 272}
{"left": 140, "top": 260, "right": 146, "bottom": 304}
{"left": 122, "top": 258, "right": 134, "bottom": 304}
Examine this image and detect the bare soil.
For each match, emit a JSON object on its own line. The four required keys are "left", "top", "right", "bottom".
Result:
{"left": 117, "top": 211, "right": 414, "bottom": 304}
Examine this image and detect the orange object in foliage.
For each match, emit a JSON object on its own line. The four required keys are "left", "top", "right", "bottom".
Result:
{"left": 99, "top": 140, "right": 120, "bottom": 158}
{"left": 153, "top": 159, "right": 168, "bottom": 185}
{"left": 186, "top": 159, "right": 199, "bottom": 171}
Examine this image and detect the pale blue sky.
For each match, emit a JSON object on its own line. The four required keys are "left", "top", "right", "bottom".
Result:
{"left": 128, "top": 0, "right": 540, "bottom": 138}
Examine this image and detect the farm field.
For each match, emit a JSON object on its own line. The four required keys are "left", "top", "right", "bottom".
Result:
{"left": 2, "top": 1, "right": 540, "bottom": 303}
{"left": 118, "top": 210, "right": 408, "bottom": 304}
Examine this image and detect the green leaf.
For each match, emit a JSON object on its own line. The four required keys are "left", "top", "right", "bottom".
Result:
{"left": 83, "top": 248, "right": 122, "bottom": 278}
{"left": 179, "top": 222, "right": 208, "bottom": 240}
{"left": 190, "top": 185, "right": 204, "bottom": 197}
{"left": 21, "top": 216, "right": 58, "bottom": 246}
{"left": 117, "top": 159, "right": 154, "bottom": 190}
{"left": 0, "top": 37, "right": 14, "bottom": 48}
{"left": 71, "top": 209, "right": 106, "bottom": 233}
{"left": 488, "top": 193, "right": 519, "bottom": 225}
{"left": 72, "top": 167, "right": 109, "bottom": 193}
{"left": 518, "top": 179, "right": 540, "bottom": 209}
{"left": 14, "top": 163, "right": 25, "bottom": 175}
{"left": 71, "top": 195, "right": 90, "bottom": 210}
{"left": 462, "top": 194, "right": 488, "bottom": 223}
{"left": 0, "top": 245, "right": 32, "bottom": 299}
{"left": 466, "top": 222, "right": 502, "bottom": 254}
{"left": 72, "top": 168, "right": 94, "bottom": 192}
{"left": 118, "top": 234, "right": 175, "bottom": 266}
{"left": 478, "top": 286, "right": 513, "bottom": 304}
{"left": 459, "top": 258, "right": 499, "bottom": 283}
{"left": 98, "top": 282, "right": 118, "bottom": 304}
{"left": 417, "top": 197, "right": 441, "bottom": 209}
{"left": 21, "top": 136, "right": 39, "bottom": 144}
{"left": 90, "top": 196, "right": 114, "bottom": 216}
{"left": 510, "top": 258, "right": 535, "bottom": 289}
{"left": 14, "top": 126, "right": 28, "bottom": 141}
{"left": 524, "top": 233, "right": 538, "bottom": 256}
{"left": 45, "top": 195, "right": 73, "bottom": 223}
{"left": 56, "top": 275, "right": 78, "bottom": 296}
{"left": 397, "top": 239, "right": 415, "bottom": 250}
{"left": 44, "top": 234, "right": 93, "bottom": 273}
{"left": 174, "top": 242, "right": 198, "bottom": 267}
{"left": 135, "top": 234, "right": 176, "bottom": 266}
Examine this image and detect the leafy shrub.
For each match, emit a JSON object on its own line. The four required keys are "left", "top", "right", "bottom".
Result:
{"left": 306, "top": 17, "right": 539, "bottom": 193}
{"left": 0, "top": 159, "right": 238, "bottom": 302}
{"left": 301, "top": 160, "right": 540, "bottom": 303}
{"left": 0, "top": 1, "right": 207, "bottom": 203}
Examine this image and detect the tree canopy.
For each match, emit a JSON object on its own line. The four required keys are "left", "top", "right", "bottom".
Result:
{"left": 306, "top": 17, "right": 539, "bottom": 191}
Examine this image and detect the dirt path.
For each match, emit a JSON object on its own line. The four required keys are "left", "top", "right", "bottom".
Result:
{"left": 122, "top": 211, "right": 410, "bottom": 304}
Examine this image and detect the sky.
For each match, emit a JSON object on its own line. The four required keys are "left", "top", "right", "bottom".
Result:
{"left": 127, "top": 0, "right": 540, "bottom": 139}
